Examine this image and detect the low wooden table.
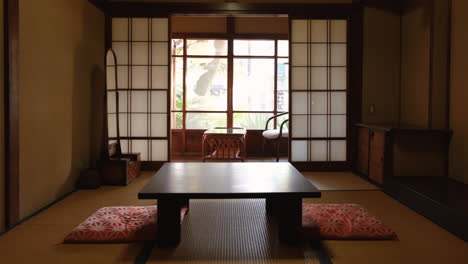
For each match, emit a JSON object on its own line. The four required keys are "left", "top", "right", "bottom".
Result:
{"left": 202, "top": 128, "right": 247, "bottom": 161}
{"left": 138, "top": 162, "right": 321, "bottom": 247}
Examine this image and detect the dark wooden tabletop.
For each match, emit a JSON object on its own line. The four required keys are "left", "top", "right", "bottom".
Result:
{"left": 138, "top": 162, "right": 321, "bottom": 199}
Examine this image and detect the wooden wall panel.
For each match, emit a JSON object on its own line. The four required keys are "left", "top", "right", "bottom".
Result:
{"left": 0, "top": 0, "right": 5, "bottom": 232}
{"left": 361, "top": 7, "right": 400, "bottom": 124}
{"left": 449, "top": 0, "right": 468, "bottom": 184}
{"left": 400, "top": 0, "right": 431, "bottom": 127}
{"left": 172, "top": 16, "right": 227, "bottom": 33}
{"left": 18, "top": 0, "right": 105, "bottom": 219}
{"left": 235, "top": 17, "right": 288, "bottom": 34}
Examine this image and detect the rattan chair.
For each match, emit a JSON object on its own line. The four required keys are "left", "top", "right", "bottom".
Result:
{"left": 262, "top": 112, "right": 289, "bottom": 162}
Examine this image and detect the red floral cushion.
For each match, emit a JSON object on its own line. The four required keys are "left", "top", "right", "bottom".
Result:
{"left": 64, "top": 206, "right": 187, "bottom": 243}
{"left": 302, "top": 203, "right": 397, "bottom": 240}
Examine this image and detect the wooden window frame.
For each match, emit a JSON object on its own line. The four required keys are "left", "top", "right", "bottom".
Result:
{"left": 171, "top": 33, "right": 289, "bottom": 132}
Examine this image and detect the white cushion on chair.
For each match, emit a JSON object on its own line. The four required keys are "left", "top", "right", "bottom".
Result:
{"left": 262, "top": 129, "right": 289, "bottom": 140}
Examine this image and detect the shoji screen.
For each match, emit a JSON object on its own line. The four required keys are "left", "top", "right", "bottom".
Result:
{"left": 290, "top": 19, "right": 348, "bottom": 162}
{"left": 108, "top": 18, "right": 169, "bottom": 162}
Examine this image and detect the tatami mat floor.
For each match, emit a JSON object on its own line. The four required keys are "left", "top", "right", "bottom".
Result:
{"left": 0, "top": 170, "right": 467, "bottom": 264}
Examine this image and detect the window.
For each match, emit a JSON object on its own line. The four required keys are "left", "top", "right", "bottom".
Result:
{"left": 171, "top": 38, "right": 289, "bottom": 130}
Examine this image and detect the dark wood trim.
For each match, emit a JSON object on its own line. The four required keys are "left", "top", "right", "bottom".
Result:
{"left": 349, "top": 5, "right": 364, "bottom": 171}
{"left": 167, "top": 16, "right": 172, "bottom": 161}
{"left": 101, "top": 3, "right": 355, "bottom": 18}
{"left": 4, "top": 0, "right": 20, "bottom": 228}
{"left": 172, "top": 32, "right": 288, "bottom": 40}
{"left": 445, "top": 0, "right": 452, "bottom": 130}
{"left": 384, "top": 178, "right": 468, "bottom": 242}
{"left": 428, "top": 1, "right": 434, "bottom": 129}
{"left": 88, "top": 0, "right": 107, "bottom": 13}
{"left": 291, "top": 161, "right": 351, "bottom": 172}
{"left": 227, "top": 16, "right": 234, "bottom": 129}
{"left": 359, "top": 0, "right": 403, "bottom": 14}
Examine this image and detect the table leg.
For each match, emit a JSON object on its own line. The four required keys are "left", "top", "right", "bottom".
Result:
{"left": 179, "top": 198, "right": 190, "bottom": 213}
{"left": 157, "top": 198, "right": 181, "bottom": 247}
{"left": 277, "top": 197, "right": 302, "bottom": 245}
{"left": 265, "top": 197, "right": 279, "bottom": 216}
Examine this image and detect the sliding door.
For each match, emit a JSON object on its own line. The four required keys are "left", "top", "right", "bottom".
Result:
{"left": 108, "top": 18, "right": 170, "bottom": 163}
{"left": 290, "top": 19, "right": 348, "bottom": 165}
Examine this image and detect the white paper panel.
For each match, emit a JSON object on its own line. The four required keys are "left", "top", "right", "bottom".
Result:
{"left": 117, "top": 66, "right": 128, "bottom": 89}
{"left": 311, "top": 67, "right": 327, "bottom": 90}
{"left": 108, "top": 114, "right": 117, "bottom": 138}
{"left": 331, "top": 44, "right": 347, "bottom": 66}
{"left": 132, "top": 42, "right": 149, "bottom": 65}
{"left": 118, "top": 91, "right": 128, "bottom": 112}
{"left": 311, "top": 115, "right": 327, "bottom": 138}
{"left": 151, "top": 114, "right": 167, "bottom": 137}
{"left": 291, "top": 140, "right": 307, "bottom": 162}
{"left": 331, "top": 115, "right": 347, "bottom": 138}
{"left": 151, "top": 91, "right": 167, "bottom": 113}
{"left": 132, "top": 18, "right": 149, "bottom": 41}
{"left": 152, "top": 18, "right": 168, "bottom": 41}
{"left": 132, "top": 140, "right": 148, "bottom": 161}
{"left": 331, "top": 92, "right": 346, "bottom": 114}
{"left": 331, "top": 20, "right": 347, "bottom": 43}
{"left": 131, "top": 114, "right": 148, "bottom": 137}
{"left": 331, "top": 67, "right": 347, "bottom": 90}
{"left": 152, "top": 66, "right": 168, "bottom": 89}
{"left": 131, "top": 66, "right": 149, "bottom": 89}
{"left": 311, "top": 44, "right": 327, "bottom": 66}
{"left": 107, "top": 92, "right": 116, "bottom": 113}
{"left": 120, "top": 140, "right": 129, "bottom": 153}
{"left": 152, "top": 42, "right": 168, "bottom": 65}
{"left": 291, "top": 20, "right": 307, "bottom": 42}
{"left": 291, "top": 44, "right": 307, "bottom": 66}
{"left": 106, "top": 67, "right": 116, "bottom": 90}
{"left": 112, "top": 18, "right": 128, "bottom": 41}
{"left": 330, "top": 140, "right": 346, "bottom": 161}
{"left": 291, "top": 115, "right": 307, "bottom": 138}
{"left": 119, "top": 114, "right": 128, "bottom": 137}
{"left": 311, "top": 92, "right": 327, "bottom": 114}
{"left": 131, "top": 91, "right": 148, "bottom": 112}
{"left": 152, "top": 140, "right": 168, "bottom": 161}
{"left": 292, "top": 92, "right": 307, "bottom": 115}
{"left": 310, "top": 140, "right": 327, "bottom": 161}
{"left": 291, "top": 67, "right": 307, "bottom": 90}
{"left": 310, "top": 20, "right": 327, "bottom": 42}
{"left": 112, "top": 42, "right": 128, "bottom": 65}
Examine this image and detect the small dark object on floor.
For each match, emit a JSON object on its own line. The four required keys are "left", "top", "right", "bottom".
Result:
{"left": 77, "top": 168, "right": 101, "bottom": 189}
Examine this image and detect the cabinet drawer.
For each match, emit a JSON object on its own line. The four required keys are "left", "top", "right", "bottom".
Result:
{"left": 357, "top": 128, "right": 370, "bottom": 175}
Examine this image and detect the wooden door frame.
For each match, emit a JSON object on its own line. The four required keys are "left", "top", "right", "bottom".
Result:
{"left": 3, "top": 0, "right": 20, "bottom": 228}
{"left": 97, "top": 2, "right": 363, "bottom": 171}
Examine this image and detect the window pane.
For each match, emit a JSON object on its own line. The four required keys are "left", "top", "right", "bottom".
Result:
{"left": 233, "top": 58, "right": 274, "bottom": 111}
{"left": 234, "top": 40, "right": 275, "bottom": 56}
{"left": 187, "top": 39, "right": 227, "bottom": 56}
{"left": 171, "top": 112, "right": 183, "bottom": 129}
{"left": 186, "top": 113, "right": 227, "bottom": 129}
{"left": 233, "top": 113, "right": 272, "bottom": 130}
{"left": 278, "top": 40, "right": 289, "bottom": 57}
{"left": 172, "top": 39, "right": 184, "bottom": 55}
{"left": 171, "top": 57, "right": 183, "bottom": 110}
{"left": 331, "top": 140, "right": 346, "bottom": 161}
{"left": 186, "top": 58, "right": 227, "bottom": 111}
{"left": 291, "top": 140, "right": 307, "bottom": 162}
{"left": 277, "top": 58, "right": 289, "bottom": 112}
